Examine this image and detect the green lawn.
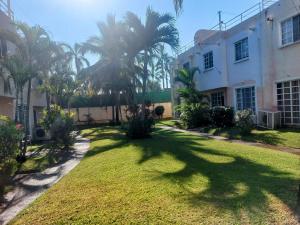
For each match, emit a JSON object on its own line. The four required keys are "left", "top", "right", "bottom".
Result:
{"left": 158, "top": 120, "right": 300, "bottom": 149}
{"left": 11, "top": 127, "right": 300, "bottom": 225}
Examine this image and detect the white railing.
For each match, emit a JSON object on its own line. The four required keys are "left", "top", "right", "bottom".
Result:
{"left": 0, "top": 0, "right": 13, "bottom": 20}
{"left": 177, "top": 0, "right": 279, "bottom": 55}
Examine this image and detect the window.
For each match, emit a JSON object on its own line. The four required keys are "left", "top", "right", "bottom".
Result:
{"left": 281, "top": 14, "right": 300, "bottom": 45}
{"left": 203, "top": 51, "right": 214, "bottom": 70}
{"left": 277, "top": 80, "right": 300, "bottom": 125}
{"left": 236, "top": 86, "right": 256, "bottom": 113}
{"left": 211, "top": 92, "right": 225, "bottom": 107}
{"left": 183, "top": 62, "right": 190, "bottom": 70}
{"left": 235, "top": 38, "right": 249, "bottom": 61}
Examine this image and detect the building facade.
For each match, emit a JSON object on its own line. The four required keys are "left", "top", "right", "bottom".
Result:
{"left": 0, "top": 0, "right": 47, "bottom": 136}
{"left": 173, "top": 0, "right": 300, "bottom": 127}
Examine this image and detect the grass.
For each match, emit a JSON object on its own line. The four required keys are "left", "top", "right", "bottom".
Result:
{"left": 10, "top": 127, "right": 300, "bottom": 225}
{"left": 157, "top": 119, "right": 300, "bottom": 149}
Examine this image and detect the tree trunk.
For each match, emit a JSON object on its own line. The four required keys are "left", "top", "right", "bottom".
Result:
{"left": 15, "top": 86, "right": 19, "bottom": 122}
{"left": 25, "top": 78, "right": 32, "bottom": 136}
{"left": 46, "top": 90, "right": 50, "bottom": 112}
{"left": 142, "top": 51, "right": 149, "bottom": 120}
{"left": 297, "top": 184, "right": 300, "bottom": 214}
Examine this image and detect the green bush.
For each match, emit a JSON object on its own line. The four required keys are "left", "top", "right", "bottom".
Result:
{"left": 41, "top": 105, "right": 75, "bottom": 149}
{"left": 0, "top": 116, "right": 23, "bottom": 198}
{"left": 178, "top": 103, "right": 211, "bottom": 129}
{"left": 125, "top": 104, "right": 155, "bottom": 139}
{"left": 211, "top": 107, "right": 235, "bottom": 128}
{"left": 235, "top": 109, "right": 254, "bottom": 134}
{"left": 154, "top": 106, "right": 165, "bottom": 119}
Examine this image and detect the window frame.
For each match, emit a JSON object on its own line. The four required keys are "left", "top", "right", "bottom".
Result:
{"left": 211, "top": 92, "right": 225, "bottom": 107}
{"left": 234, "top": 38, "right": 249, "bottom": 62}
{"left": 281, "top": 14, "right": 300, "bottom": 46}
{"left": 235, "top": 86, "right": 256, "bottom": 114}
{"left": 203, "top": 51, "right": 214, "bottom": 71}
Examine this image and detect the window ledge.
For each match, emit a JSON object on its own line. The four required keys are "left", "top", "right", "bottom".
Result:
{"left": 203, "top": 67, "right": 214, "bottom": 73}
{"left": 234, "top": 57, "right": 249, "bottom": 64}
{"left": 280, "top": 40, "right": 300, "bottom": 49}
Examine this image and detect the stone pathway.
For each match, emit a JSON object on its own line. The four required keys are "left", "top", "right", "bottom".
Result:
{"left": 0, "top": 137, "right": 90, "bottom": 225}
{"left": 160, "top": 126, "right": 300, "bottom": 156}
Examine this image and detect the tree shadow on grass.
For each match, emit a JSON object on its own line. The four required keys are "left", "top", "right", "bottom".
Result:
{"left": 134, "top": 129, "right": 299, "bottom": 223}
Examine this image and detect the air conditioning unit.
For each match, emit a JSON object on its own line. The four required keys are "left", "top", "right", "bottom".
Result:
{"left": 257, "top": 110, "right": 281, "bottom": 129}
{"left": 33, "top": 126, "right": 50, "bottom": 141}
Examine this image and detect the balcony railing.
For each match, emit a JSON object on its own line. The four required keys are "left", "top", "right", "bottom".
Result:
{"left": 0, "top": 0, "right": 14, "bottom": 20}
{"left": 178, "top": 0, "right": 278, "bottom": 55}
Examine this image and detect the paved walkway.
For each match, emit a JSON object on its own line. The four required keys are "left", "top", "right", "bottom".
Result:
{"left": 160, "top": 126, "right": 300, "bottom": 156}
{"left": 0, "top": 137, "right": 90, "bottom": 225}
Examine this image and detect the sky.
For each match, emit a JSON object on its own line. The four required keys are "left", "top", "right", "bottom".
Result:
{"left": 12, "top": 0, "right": 260, "bottom": 56}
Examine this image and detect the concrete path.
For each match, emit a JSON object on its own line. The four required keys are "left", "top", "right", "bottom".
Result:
{"left": 0, "top": 137, "right": 90, "bottom": 225}
{"left": 160, "top": 126, "right": 300, "bottom": 156}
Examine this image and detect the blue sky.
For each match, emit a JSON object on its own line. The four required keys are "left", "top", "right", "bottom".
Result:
{"left": 13, "top": 0, "right": 259, "bottom": 54}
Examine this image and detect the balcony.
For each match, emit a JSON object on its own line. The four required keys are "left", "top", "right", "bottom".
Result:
{"left": 0, "top": 0, "right": 13, "bottom": 20}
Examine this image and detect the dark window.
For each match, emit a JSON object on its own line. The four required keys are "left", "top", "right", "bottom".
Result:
{"left": 0, "top": 39, "right": 7, "bottom": 57}
{"left": 204, "top": 51, "right": 214, "bottom": 70}
{"left": 211, "top": 92, "right": 225, "bottom": 107}
{"left": 235, "top": 38, "right": 249, "bottom": 61}
{"left": 236, "top": 86, "right": 256, "bottom": 113}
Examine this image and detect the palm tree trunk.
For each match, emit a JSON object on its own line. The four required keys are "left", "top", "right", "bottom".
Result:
{"left": 25, "top": 78, "right": 32, "bottom": 136}
{"left": 46, "top": 90, "right": 50, "bottom": 112}
{"left": 15, "top": 86, "right": 19, "bottom": 122}
{"left": 142, "top": 51, "right": 149, "bottom": 120}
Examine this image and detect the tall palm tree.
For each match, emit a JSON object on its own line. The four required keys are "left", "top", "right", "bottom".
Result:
{"left": 125, "top": 7, "right": 179, "bottom": 117}
{"left": 173, "top": 0, "right": 183, "bottom": 15}
{"left": 0, "top": 22, "right": 51, "bottom": 134}
{"left": 60, "top": 43, "right": 90, "bottom": 77}
{"left": 156, "top": 44, "right": 174, "bottom": 89}
{"left": 82, "top": 15, "right": 128, "bottom": 123}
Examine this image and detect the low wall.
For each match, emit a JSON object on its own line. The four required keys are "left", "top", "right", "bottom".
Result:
{"left": 70, "top": 102, "right": 172, "bottom": 124}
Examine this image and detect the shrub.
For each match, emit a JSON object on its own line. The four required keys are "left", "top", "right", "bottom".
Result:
{"left": 0, "top": 116, "right": 23, "bottom": 164}
{"left": 235, "top": 109, "right": 254, "bottom": 134}
{"left": 0, "top": 116, "right": 23, "bottom": 198}
{"left": 125, "top": 104, "right": 155, "bottom": 139}
{"left": 41, "top": 105, "right": 75, "bottom": 149}
{"left": 154, "top": 106, "right": 165, "bottom": 119}
{"left": 178, "top": 103, "right": 211, "bottom": 129}
{"left": 211, "top": 106, "right": 235, "bottom": 128}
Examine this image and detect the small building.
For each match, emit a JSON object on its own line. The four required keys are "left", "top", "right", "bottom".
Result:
{"left": 172, "top": 0, "right": 300, "bottom": 128}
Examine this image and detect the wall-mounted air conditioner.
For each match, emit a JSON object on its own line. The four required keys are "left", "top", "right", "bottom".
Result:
{"left": 257, "top": 110, "right": 281, "bottom": 130}
{"left": 33, "top": 126, "right": 50, "bottom": 141}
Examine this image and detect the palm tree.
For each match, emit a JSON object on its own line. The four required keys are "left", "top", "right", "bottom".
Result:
{"left": 82, "top": 15, "right": 128, "bottom": 123}
{"left": 60, "top": 43, "right": 89, "bottom": 78}
{"left": 173, "top": 0, "right": 183, "bottom": 15}
{"left": 174, "top": 67, "right": 206, "bottom": 103}
{"left": 156, "top": 44, "right": 174, "bottom": 89}
{"left": 125, "top": 7, "right": 179, "bottom": 117}
{"left": 0, "top": 22, "right": 51, "bottom": 134}
{"left": 0, "top": 54, "right": 30, "bottom": 123}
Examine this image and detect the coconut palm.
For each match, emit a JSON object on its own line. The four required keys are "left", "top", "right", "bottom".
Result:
{"left": 125, "top": 7, "right": 179, "bottom": 117}
{"left": 0, "top": 22, "right": 51, "bottom": 134}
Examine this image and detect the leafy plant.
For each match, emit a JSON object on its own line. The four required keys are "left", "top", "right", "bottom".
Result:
{"left": 40, "top": 105, "right": 75, "bottom": 149}
{"left": 178, "top": 103, "right": 211, "bottom": 129}
{"left": 235, "top": 110, "right": 254, "bottom": 134}
{"left": 211, "top": 107, "right": 235, "bottom": 128}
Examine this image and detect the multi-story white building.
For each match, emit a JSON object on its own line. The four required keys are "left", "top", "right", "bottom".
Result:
{"left": 0, "top": 0, "right": 47, "bottom": 136}
{"left": 173, "top": 0, "right": 300, "bottom": 127}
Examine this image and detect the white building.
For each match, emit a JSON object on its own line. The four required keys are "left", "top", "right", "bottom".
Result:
{"left": 0, "top": 0, "right": 47, "bottom": 136}
{"left": 173, "top": 0, "right": 300, "bottom": 127}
